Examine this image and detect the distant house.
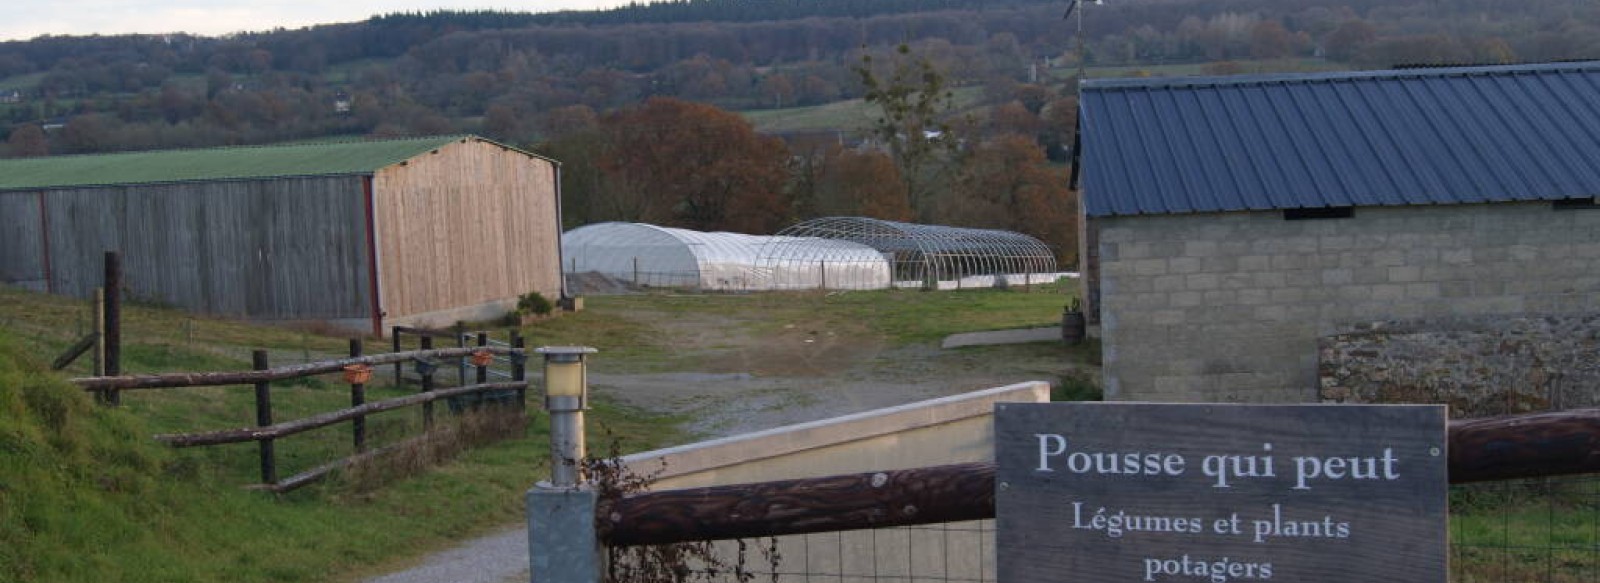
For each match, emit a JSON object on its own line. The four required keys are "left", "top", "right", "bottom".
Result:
{"left": 0, "top": 136, "right": 564, "bottom": 336}
{"left": 1076, "top": 62, "right": 1600, "bottom": 403}
{"left": 0, "top": 90, "right": 21, "bottom": 104}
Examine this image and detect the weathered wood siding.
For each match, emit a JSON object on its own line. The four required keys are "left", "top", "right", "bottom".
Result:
{"left": 0, "top": 191, "right": 46, "bottom": 288}
{"left": 35, "top": 176, "right": 371, "bottom": 320}
{"left": 372, "top": 139, "right": 560, "bottom": 318}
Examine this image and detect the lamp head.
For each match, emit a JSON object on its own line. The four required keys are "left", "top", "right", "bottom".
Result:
{"left": 536, "top": 346, "right": 598, "bottom": 405}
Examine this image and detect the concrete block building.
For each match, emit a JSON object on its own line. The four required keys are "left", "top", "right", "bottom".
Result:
{"left": 0, "top": 136, "right": 563, "bottom": 336}
{"left": 1075, "top": 62, "right": 1600, "bottom": 403}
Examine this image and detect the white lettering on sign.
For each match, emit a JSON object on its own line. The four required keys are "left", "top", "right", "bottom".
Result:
{"left": 1034, "top": 434, "right": 1187, "bottom": 477}
{"left": 1034, "top": 435, "right": 1402, "bottom": 491}
{"left": 1291, "top": 448, "right": 1401, "bottom": 490}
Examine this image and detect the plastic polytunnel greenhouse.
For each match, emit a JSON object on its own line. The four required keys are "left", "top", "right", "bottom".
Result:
{"left": 561, "top": 222, "right": 892, "bottom": 293}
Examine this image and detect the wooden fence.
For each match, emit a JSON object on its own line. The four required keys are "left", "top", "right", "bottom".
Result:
{"left": 599, "top": 407, "right": 1600, "bottom": 547}
{"left": 70, "top": 342, "right": 530, "bottom": 493}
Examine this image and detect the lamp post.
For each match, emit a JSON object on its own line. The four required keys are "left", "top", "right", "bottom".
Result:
{"left": 527, "top": 345, "right": 602, "bottom": 583}
{"left": 537, "top": 346, "right": 597, "bottom": 488}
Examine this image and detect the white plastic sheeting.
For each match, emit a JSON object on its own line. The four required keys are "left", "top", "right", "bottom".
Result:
{"left": 561, "top": 222, "right": 891, "bottom": 291}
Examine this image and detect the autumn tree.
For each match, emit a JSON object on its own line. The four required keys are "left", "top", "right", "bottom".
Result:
{"left": 1249, "top": 21, "right": 1293, "bottom": 59}
{"left": 597, "top": 97, "right": 792, "bottom": 233}
{"left": 1324, "top": 20, "right": 1377, "bottom": 62}
{"left": 481, "top": 103, "right": 524, "bottom": 143}
{"left": 944, "top": 134, "right": 1078, "bottom": 267}
{"left": 856, "top": 44, "right": 962, "bottom": 222}
{"left": 794, "top": 145, "right": 911, "bottom": 221}
{"left": 5, "top": 124, "right": 48, "bottom": 158}
{"left": 988, "top": 101, "right": 1041, "bottom": 139}
{"left": 536, "top": 125, "right": 613, "bottom": 228}
{"left": 537, "top": 104, "right": 600, "bottom": 139}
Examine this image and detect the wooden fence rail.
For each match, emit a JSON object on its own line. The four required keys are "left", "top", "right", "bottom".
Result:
{"left": 155, "top": 382, "right": 526, "bottom": 447}
{"left": 601, "top": 407, "right": 1600, "bottom": 547}
{"left": 69, "top": 346, "right": 527, "bottom": 391}
{"left": 70, "top": 342, "right": 532, "bottom": 492}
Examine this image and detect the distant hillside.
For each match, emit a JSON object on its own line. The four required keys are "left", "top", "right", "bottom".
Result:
{"left": 0, "top": 0, "right": 1595, "bottom": 156}
{"left": 374, "top": 0, "right": 1056, "bottom": 28}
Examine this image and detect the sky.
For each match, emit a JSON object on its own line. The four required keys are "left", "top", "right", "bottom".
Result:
{"left": 1, "top": 1, "right": 634, "bottom": 42}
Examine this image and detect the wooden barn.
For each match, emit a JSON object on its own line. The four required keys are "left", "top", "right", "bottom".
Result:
{"left": 0, "top": 135, "right": 563, "bottom": 336}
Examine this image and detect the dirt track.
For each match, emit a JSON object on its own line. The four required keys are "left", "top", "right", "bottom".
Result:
{"left": 588, "top": 304, "right": 1078, "bottom": 436}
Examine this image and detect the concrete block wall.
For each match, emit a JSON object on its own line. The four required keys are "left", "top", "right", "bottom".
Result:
{"left": 1095, "top": 201, "right": 1600, "bottom": 402}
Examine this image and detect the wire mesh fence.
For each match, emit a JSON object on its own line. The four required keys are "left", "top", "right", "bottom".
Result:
{"left": 613, "top": 488, "right": 1598, "bottom": 583}
{"left": 610, "top": 520, "right": 998, "bottom": 583}
{"left": 1450, "top": 474, "right": 1600, "bottom": 583}
{"left": 564, "top": 266, "right": 1076, "bottom": 296}
{"left": 1444, "top": 377, "right": 1600, "bottom": 583}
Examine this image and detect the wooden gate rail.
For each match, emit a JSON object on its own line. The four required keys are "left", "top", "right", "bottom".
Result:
{"left": 155, "top": 381, "right": 527, "bottom": 447}
{"left": 602, "top": 407, "right": 1600, "bottom": 547}
{"left": 68, "top": 346, "right": 526, "bottom": 391}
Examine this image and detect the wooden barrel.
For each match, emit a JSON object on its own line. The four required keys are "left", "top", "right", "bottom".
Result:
{"left": 1062, "top": 309, "right": 1086, "bottom": 345}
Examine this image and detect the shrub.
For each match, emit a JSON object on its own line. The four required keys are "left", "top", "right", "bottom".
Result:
{"left": 518, "top": 291, "right": 554, "bottom": 317}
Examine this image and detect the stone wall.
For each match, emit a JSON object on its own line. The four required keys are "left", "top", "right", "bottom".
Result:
{"left": 1319, "top": 315, "right": 1600, "bottom": 417}
{"left": 1094, "top": 201, "right": 1600, "bottom": 402}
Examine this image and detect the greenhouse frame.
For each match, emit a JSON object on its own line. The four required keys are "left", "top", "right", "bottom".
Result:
{"left": 764, "top": 217, "right": 1062, "bottom": 290}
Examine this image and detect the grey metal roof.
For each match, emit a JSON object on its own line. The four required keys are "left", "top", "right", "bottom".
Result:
{"left": 1078, "top": 62, "right": 1600, "bottom": 217}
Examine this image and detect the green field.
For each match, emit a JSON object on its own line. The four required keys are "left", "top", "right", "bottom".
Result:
{"left": 743, "top": 59, "right": 1353, "bottom": 134}
{"left": 743, "top": 85, "right": 987, "bottom": 134}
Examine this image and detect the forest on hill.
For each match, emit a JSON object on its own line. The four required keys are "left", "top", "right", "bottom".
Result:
{"left": 1, "top": 0, "right": 1595, "bottom": 258}
{"left": 1, "top": 0, "right": 1594, "bottom": 154}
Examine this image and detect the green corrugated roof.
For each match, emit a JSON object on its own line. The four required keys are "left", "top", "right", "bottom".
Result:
{"left": 0, "top": 135, "right": 480, "bottom": 191}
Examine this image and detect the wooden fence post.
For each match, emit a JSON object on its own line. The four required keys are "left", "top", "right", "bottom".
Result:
{"left": 391, "top": 326, "right": 402, "bottom": 387}
{"left": 512, "top": 332, "right": 526, "bottom": 411}
{"left": 103, "top": 252, "right": 121, "bottom": 406}
{"left": 632, "top": 257, "right": 640, "bottom": 288}
{"left": 476, "top": 332, "right": 489, "bottom": 385}
{"left": 420, "top": 336, "right": 434, "bottom": 431}
{"left": 253, "top": 350, "right": 276, "bottom": 485}
{"left": 93, "top": 287, "right": 105, "bottom": 378}
{"left": 455, "top": 322, "right": 467, "bottom": 387}
{"left": 350, "top": 338, "right": 366, "bottom": 452}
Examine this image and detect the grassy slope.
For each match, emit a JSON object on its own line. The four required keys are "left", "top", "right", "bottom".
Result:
{"left": 0, "top": 287, "right": 682, "bottom": 582}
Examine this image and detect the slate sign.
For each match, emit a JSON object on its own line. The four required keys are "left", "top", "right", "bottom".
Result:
{"left": 995, "top": 403, "right": 1447, "bottom": 583}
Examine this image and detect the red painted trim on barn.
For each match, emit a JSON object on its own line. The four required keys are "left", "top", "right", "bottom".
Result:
{"left": 362, "top": 176, "right": 383, "bottom": 338}
{"left": 36, "top": 191, "right": 53, "bottom": 294}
